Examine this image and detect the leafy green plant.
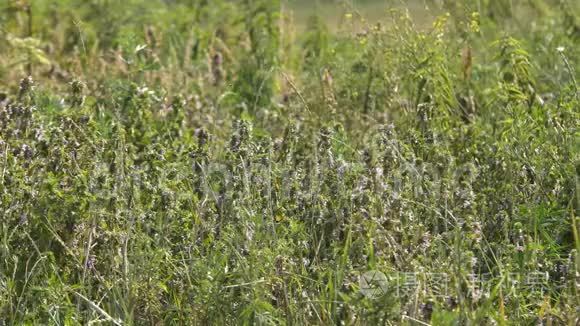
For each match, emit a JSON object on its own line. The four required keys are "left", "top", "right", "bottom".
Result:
{"left": 0, "top": 0, "right": 577, "bottom": 325}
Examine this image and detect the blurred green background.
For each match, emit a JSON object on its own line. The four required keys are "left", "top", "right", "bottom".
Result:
{"left": 284, "top": 0, "right": 434, "bottom": 30}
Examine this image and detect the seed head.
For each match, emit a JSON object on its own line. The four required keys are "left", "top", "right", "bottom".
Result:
{"left": 18, "top": 76, "right": 35, "bottom": 99}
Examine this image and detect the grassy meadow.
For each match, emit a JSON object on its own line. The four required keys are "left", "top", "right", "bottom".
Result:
{"left": 0, "top": 0, "right": 579, "bottom": 324}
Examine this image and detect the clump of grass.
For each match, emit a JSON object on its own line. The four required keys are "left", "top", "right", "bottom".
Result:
{"left": 0, "top": 0, "right": 578, "bottom": 324}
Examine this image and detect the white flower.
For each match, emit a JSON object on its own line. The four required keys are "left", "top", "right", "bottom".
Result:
{"left": 556, "top": 46, "right": 565, "bottom": 53}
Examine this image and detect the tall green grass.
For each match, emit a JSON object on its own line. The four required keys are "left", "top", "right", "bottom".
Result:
{"left": 0, "top": 0, "right": 578, "bottom": 324}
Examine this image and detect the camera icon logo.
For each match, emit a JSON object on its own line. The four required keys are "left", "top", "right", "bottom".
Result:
{"left": 359, "top": 270, "right": 389, "bottom": 299}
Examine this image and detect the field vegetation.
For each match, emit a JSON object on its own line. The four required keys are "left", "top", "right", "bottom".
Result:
{"left": 0, "top": 0, "right": 578, "bottom": 324}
